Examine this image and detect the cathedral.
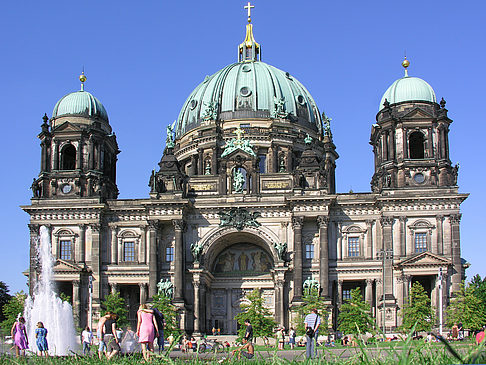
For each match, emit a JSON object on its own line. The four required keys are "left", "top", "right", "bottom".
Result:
{"left": 22, "top": 5, "right": 468, "bottom": 334}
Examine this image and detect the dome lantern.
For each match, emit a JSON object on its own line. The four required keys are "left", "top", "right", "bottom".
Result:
{"left": 238, "top": 2, "right": 261, "bottom": 62}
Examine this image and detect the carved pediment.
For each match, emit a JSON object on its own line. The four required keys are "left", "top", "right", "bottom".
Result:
{"left": 401, "top": 107, "right": 434, "bottom": 120}
{"left": 396, "top": 252, "right": 451, "bottom": 268}
{"left": 54, "top": 259, "right": 84, "bottom": 273}
{"left": 53, "top": 121, "right": 83, "bottom": 133}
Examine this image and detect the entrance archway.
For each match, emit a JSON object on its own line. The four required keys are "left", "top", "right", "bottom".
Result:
{"left": 202, "top": 231, "right": 276, "bottom": 334}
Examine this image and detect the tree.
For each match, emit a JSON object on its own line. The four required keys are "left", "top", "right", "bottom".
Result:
{"left": 1, "top": 291, "right": 27, "bottom": 334}
{"left": 59, "top": 292, "right": 71, "bottom": 304}
{"left": 101, "top": 292, "right": 128, "bottom": 328}
{"left": 151, "top": 293, "right": 181, "bottom": 337}
{"left": 338, "top": 288, "right": 375, "bottom": 336}
{"left": 470, "top": 274, "right": 486, "bottom": 318}
{"left": 0, "top": 281, "right": 11, "bottom": 324}
{"left": 235, "top": 289, "right": 276, "bottom": 340}
{"left": 447, "top": 281, "right": 486, "bottom": 331}
{"left": 400, "top": 282, "right": 434, "bottom": 333}
{"left": 292, "top": 287, "right": 330, "bottom": 336}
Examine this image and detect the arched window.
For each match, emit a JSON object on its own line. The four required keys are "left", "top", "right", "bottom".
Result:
{"left": 409, "top": 131, "right": 425, "bottom": 159}
{"left": 123, "top": 241, "right": 135, "bottom": 262}
{"left": 61, "top": 144, "right": 76, "bottom": 170}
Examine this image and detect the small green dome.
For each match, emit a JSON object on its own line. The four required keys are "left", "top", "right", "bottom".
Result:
{"left": 379, "top": 76, "right": 436, "bottom": 110}
{"left": 176, "top": 61, "right": 322, "bottom": 138}
{"left": 52, "top": 90, "right": 109, "bottom": 122}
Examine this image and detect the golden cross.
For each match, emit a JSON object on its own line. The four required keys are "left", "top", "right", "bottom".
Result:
{"left": 234, "top": 126, "right": 244, "bottom": 140}
{"left": 244, "top": 2, "right": 254, "bottom": 23}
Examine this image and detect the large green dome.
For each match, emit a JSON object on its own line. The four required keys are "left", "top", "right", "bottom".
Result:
{"left": 175, "top": 61, "right": 322, "bottom": 138}
{"left": 52, "top": 90, "right": 109, "bottom": 122}
{"left": 379, "top": 75, "right": 436, "bottom": 110}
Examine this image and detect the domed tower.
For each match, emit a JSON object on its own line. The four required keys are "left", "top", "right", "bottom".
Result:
{"left": 370, "top": 59, "right": 457, "bottom": 192}
{"left": 33, "top": 74, "right": 119, "bottom": 200}
{"left": 150, "top": 13, "right": 338, "bottom": 197}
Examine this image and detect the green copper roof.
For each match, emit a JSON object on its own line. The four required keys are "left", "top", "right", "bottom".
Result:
{"left": 175, "top": 61, "right": 322, "bottom": 138}
{"left": 379, "top": 76, "right": 436, "bottom": 110}
{"left": 52, "top": 90, "right": 109, "bottom": 122}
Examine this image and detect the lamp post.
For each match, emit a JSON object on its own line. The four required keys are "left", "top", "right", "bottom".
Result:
{"left": 377, "top": 248, "right": 393, "bottom": 336}
{"left": 438, "top": 268, "right": 443, "bottom": 336}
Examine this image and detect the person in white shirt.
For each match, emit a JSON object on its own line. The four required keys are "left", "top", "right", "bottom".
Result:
{"left": 304, "top": 308, "right": 320, "bottom": 359}
{"left": 81, "top": 326, "right": 93, "bottom": 355}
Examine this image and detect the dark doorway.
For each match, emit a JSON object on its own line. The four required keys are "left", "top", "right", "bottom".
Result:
{"left": 61, "top": 144, "right": 76, "bottom": 170}
{"left": 409, "top": 132, "right": 425, "bottom": 159}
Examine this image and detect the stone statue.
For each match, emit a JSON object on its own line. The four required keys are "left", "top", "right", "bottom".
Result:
{"left": 272, "top": 97, "right": 288, "bottom": 119}
{"left": 31, "top": 178, "right": 42, "bottom": 198}
{"left": 190, "top": 242, "right": 204, "bottom": 262}
{"left": 157, "top": 278, "right": 174, "bottom": 298}
{"left": 303, "top": 276, "right": 320, "bottom": 294}
{"left": 166, "top": 121, "right": 176, "bottom": 148}
{"left": 205, "top": 160, "right": 211, "bottom": 175}
{"left": 322, "top": 112, "right": 333, "bottom": 138}
{"left": 233, "top": 168, "right": 245, "bottom": 193}
{"left": 273, "top": 242, "right": 287, "bottom": 261}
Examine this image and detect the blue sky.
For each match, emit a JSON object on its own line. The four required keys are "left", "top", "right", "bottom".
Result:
{"left": 0, "top": 0, "right": 484, "bottom": 294}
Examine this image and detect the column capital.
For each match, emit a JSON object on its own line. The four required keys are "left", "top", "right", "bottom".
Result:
{"left": 90, "top": 224, "right": 101, "bottom": 233}
{"left": 450, "top": 214, "right": 462, "bottom": 224}
{"left": 435, "top": 214, "right": 444, "bottom": 221}
{"left": 398, "top": 216, "right": 407, "bottom": 223}
{"left": 138, "top": 282, "right": 147, "bottom": 290}
{"left": 28, "top": 224, "right": 40, "bottom": 235}
{"left": 72, "top": 280, "right": 80, "bottom": 287}
{"left": 275, "top": 279, "right": 285, "bottom": 289}
{"left": 78, "top": 223, "right": 87, "bottom": 231}
{"left": 139, "top": 225, "right": 148, "bottom": 232}
{"left": 375, "top": 278, "right": 383, "bottom": 284}
{"left": 292, "top": 216, "right": 304, "bottom": 229}
{"left": 317, "top": 216, "right": 330, "bottom": 228}
{"left": 110, "top": 282, "right": 119, "bottom": 292}
{"left": 380, "top": 216, "right": 394, "bottom": 227}
{"left": 365, "top": 219, "right": 374, "bottom": 226}
{"left": 337, "top": 279, "right": 344, "bottom": 286}
{"left": 172, "top": 219, "right": 185, "bottom": 231}
{"left": 366, "top": 278, "right": 374, "bottom": 285}
{"left": 147, "top": 220, "right": 160, "bottom": 231}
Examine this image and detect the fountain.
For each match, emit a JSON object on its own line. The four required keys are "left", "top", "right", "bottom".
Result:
{"left": 24, "top": 225, "right": 78, "bottom": 355}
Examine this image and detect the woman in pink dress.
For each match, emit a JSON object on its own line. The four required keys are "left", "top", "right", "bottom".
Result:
{"left": 136, "top": 304, "right": 159, "bottom": 362}
{"left": 11, "top": 316, "right": 29, "bottom": 357}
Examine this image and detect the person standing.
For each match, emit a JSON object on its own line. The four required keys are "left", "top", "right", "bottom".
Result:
{"left": 103, "top": 313, "right": 121, "bottom": 360}
{"left": 82, "top": 326, "right": 93, "bottom": 355}
{"left": 243, "top": 320, "right": 253, "bottom": 342}
{"left": 152, "top": 306, "right": 166, "bottom": 353}
{"left": 289, "top": 327, "right": 296, "bottom": 349}
{"left": 136, "top": 304, "right": 159, "bottom": 362}
{"left": 97, "top": 312, "right": 111, "bottom": 359}
{"left": 35, "top": 322, "right": 49, "bottom": 357}
{"left": 277, "top": 327, "right": 285, "bottom": 349}
{"left": 304, "top": 308, "right": 320, "bottom": 359}
{"left": 10, "top": 316, "right": 28, "bottom": 357}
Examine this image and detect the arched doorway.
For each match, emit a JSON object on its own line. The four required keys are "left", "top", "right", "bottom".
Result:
{"left": 203, "top": 232, "right": 276, "bottom": 335}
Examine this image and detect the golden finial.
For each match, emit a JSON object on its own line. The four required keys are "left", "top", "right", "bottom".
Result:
{"left": 244, "top": 2, "right": 254, "bottom": 23}
{"left": 79, "top": 70, "right": 87, "bottom": 91}
{"left": 402, "top": 56, "right": 410, "bottom": 77}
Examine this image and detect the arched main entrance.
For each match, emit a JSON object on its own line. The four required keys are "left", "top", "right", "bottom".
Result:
{"left": 202, "top": 231, "right": 276, "bottom": 335}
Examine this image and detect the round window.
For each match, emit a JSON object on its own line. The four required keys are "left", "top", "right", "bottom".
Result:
{"left": 242, "top": 65, "right": 251, "bottom": 72}
{"left": 413, "top": 173, "right": 425, "bottom": 184}
{"left": 190, "top": 100, "right": 198, "bottom": 110}
{"left": 296, "top": 95, "right": 306, "bottom": 105}
{"left": 240, "top": 87, "right": 252, "bottom": 97}
{"left": 61, "top": 184, "right": 72, "bottom": 194}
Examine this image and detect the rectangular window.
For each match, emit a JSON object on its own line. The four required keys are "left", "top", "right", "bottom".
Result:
{"left": 258, "top": 154, "right": 267, "bottom": 173}
{"left": 348, "top": 237, "right": 360, "bottom": 257}
{"left": 123, "top": 241, "right": 135, "bottom": 262}
{"left": 60, "top": 240, "right": 72, "bottom": 260}
{"left": 305, "top": 244, "right": 314, "bottom": 259}
{"left": 342, "top": 289, "right": 351, "bottom": 301}
{"left": 415, "top": 233, "right": 427, "bottom": 253}
{"left": 166, "top": 246, "right": 174, "bottom": 262}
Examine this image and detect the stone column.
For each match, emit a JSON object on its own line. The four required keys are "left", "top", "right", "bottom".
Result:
{"left": 396, "top": 276, "right": 405, "bottom": 309}
{"left": 139, "top": 226, "right": 147, "bottom": 264}
{"left": 90, "top": 224, "right": 102, "bottom": 306}
{"left": 28, "top": 224, "right": 40, "bottom": 295}
{"left": 399, "top": 217, "right": 406, "bottom": 258}
{"left": 197, "top": 148, "right": 204, "bottom": 175}
{"left": 111, "top": 226, "right": 118, "bottom": 264}
{"left": 72, "top": 280, "right": 81, "bottom": 326}
{"left": 436, "top": 215, "right": 443, "bottom": 255}
{"left": 211, "top": 147, "right": 218, "bottom": 175}
{"left": 292, "top": 217, "right": 304, "bottom": 301}
{"left": 365, "top": 279, "right": 373, "bottom": 306}
{"left": 337, "top": 223, "right": 342, "bottom": 260}
{"left": 53, "top": 140, "right": 59, "bottom": 170}
{"left": 173, "top": 219, "right": 185, "bottom": 302}
{"left": 381, "top": 217, "right": 394, "bottom": 296}
{"left": 193, "top": 282, "right": 201, "bottom": 334}
{"left": 139, "top": 283, "right": 147, "bottom": 304}
{"left": 147, "top": 220, "right": 159, "bottom": 299}
{"left": 337, "top": 280, "right": 343, "bottom": 306}
{"left": 76, "top": 139, "right": 82, "bottom": 170}
{"left": 317, "top": 216, "right": 329, "bottom": 297}
{"left": 366, "top": 220, "right": 373, "bottom": 259}
{"left": 275, "top": 279, "right": 285, "bottom": 326}
{"left": 375, "top": 278, "right": 383, "bottom": 318}
{"left": 450, "top": 214, "right": 462, "bottom": 293}
{"left": 226, "top": 288, "right": 232, "bottom": 334}
{"left": 77, "top": 224, "right": 86, "bottom": 264}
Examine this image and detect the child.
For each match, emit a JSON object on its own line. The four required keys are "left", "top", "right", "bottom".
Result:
{"left": 35, "top": 322, "right": 49, "bottom": 357}
{"left": 82, "top": 326, "right": 93, "bottom": 355}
